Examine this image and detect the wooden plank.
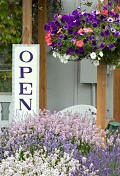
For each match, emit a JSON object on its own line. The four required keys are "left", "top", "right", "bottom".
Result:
{"left": 96, "top": 62, "right": 107, "bottom": 129}
{"left": 22, "top": 0, "right": 32, "bottom": 44}
{"left": 38, "top": 0, "right": 47, "bottom": 109}
{"left": 113, "top": 69, "right": 120, "bottom": 122}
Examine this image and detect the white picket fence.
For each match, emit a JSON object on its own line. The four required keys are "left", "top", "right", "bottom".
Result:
{"left": 0, "top": 93, "right": 12, "bottom": 128}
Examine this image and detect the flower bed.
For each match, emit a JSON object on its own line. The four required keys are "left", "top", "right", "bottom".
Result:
{"left": 0, "top": 110, "right": 120, "bottom": 175}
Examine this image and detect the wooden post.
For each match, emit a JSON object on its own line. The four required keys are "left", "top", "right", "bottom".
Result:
{"left": 113, "top": 0, "right": 120, "bottom": 122}
{"left": 113, "top": 69, "right": 120, "bottom": 122}
{"left": 38, "top": 0, "right": 47, "bottom": 109}
{"left": 22, "top": 0, "right": 32, "bottom": 44}
{"left": 97, "top": 0, "right": 108, "bottom": 129}
{"left": 96, "top": 62, "right": 107, "bottom": 129}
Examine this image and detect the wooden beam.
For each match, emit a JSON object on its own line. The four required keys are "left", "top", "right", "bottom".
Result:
{"left": 96, "top": 62, "right": 107, "bottom": 129}
{"left": 38, "top": 0, "right": 47, "bottom": 109}
{"left": 113, "top": 69, "right": 120, "bottom": 122}
{"left": 22, "top": 0, "right": 32, "bottom": 44}
{"left": 96, "top": 0, "right": 108, "bottom": 129}
{"left": 113, "top": 0, "right": 120, "bottom": 122}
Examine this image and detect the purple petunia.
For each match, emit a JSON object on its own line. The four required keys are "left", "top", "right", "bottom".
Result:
{"left": 108, "top": 44, "right": 115, "bottom": 50}
{"left": 104, "top": 30, "right": 110, "bottom": 37}
{"left": 100, "top": 43, "right": 105, "bottom": 49}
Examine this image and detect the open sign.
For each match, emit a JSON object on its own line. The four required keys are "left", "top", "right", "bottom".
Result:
{"left": 12, "top": 44, "right": 39, "bottom": 119}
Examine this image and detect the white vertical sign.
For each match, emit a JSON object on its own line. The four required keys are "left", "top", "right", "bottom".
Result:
{"left": 12, "top": 44, "right": 39, "bottom": 119}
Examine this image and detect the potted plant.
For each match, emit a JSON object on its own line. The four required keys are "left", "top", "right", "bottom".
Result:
{"left": 45, "top": 0, "right": 120, "bottom": 68}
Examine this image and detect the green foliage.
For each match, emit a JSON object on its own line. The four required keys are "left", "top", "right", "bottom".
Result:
{"left": 0, "top": 0, "right": 22, "bottom": 63}
{"left": 0, "top": 0, "right": 62, "bottom": 63}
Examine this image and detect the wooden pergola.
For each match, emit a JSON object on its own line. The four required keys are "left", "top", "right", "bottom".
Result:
{"left": 22, "top": 0, "right": 120, "bottom": 129}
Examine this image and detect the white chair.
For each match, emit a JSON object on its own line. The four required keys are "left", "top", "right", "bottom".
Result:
{"left": 60, "top": 104, "right": 97, "bottom": 121}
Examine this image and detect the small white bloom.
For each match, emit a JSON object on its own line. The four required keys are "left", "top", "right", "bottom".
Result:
{"left": 107, "top": 17, "right": 114, "bottom": 23}
{"left": 99, "top": 51, "right": 103, "bottom": 57}
{"left": 111, "top": 28, "right": 116, "bottom": 33}
{"left": 93, "top": 60, "right": 100, "bottom": 66}
{"left": 90, "top": 52, "right": 97, "bottom": 59}
{"left": 98, "top": 57, "right": 101, "bottom": 60}
{"left": 53, "top": 51, "right": 57, "bottom": 58}
{"left": 82, "top": 157, "right": 87, "bottom": 164}
{"left": 100, "top": 0, "right": 104, "bottom": 3}
{"left": 63, "top": 54, "right": 71, "bottom": 60}
{"left": 60, "top": 58, "right": 68, "bottom": 64}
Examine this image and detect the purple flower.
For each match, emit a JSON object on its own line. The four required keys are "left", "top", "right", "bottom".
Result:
{"left": 92, "top": 41, "right": 96, "bottom": 46}
{"left": 58, "top": 34, "right": 65, "bottom": 39}
{"left": 108, "top": 44, "right": 115, "bottom": 50}
{"left": 67, "top": 47, "right": 74, "bottom": 54}
{"left": 88, "top": 36, "right": 94, "bottom": 41}
{"left": 93, "top": 47, "right": 97, "bottom": 51}
{"left": 44, "top": 24, "right": 50, "bottom": 31}
{"left": 108, "top": 2, "right": 112, "bottom": 6}
{"left": 114, "top": 31, "right": 120, "bottom": 37}
{"left": 104, "top": 30, "right": 110, "bottom": 37}
{"left": 100, "top": 32, "right": 105, "bottom": 37}
{"left": 100, "top": 43, "right": 105, "bottom": 49}
{"left": 57, "top": 42, "right": 62, "bottom": 46}
{"left": 92, "top": 23, "right": 98, "bottom": 28}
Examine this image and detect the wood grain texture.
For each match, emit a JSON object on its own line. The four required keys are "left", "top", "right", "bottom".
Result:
{"left": 113, "top": 69, "right": 120, "bottom": 122}
{"left": 96, "top": 0, "right": 108, "bottom": 129}
{"left": 38, "top": 0, "right": 47, "bottom": 110}
{"left": 22, "top": 0, "right": 32, "bottom": 44}
{"left": 96, "top": 62, "right": 107, "bottom": 129}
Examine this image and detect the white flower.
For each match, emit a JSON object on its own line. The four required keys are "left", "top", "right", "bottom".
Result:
{"left": 98, "top": 57, "right": 101, "bottom": 61}
{"left": 63, "top": 54, "right": 71, "bottom": 60}
{"left": 107, "top": 17, "right": 114, "bottom": 23}
{"left": 99, "top": 51, "right": 103, "bottom": 57}
{"left": 93, "top": 60, "right": 100, "bottom": 66}
{"left": 90, "top": 52, "right": 97, "bottom": 59}
{"left": 111, "top": 28, "right": 116, "bottom": 33}
{"left": 100, "top": 0, "right": 104, "bottom": 3}
{"left": 53, "top": 51, "right": 57, "bottom": 58}
{"left": 60, "top": 57, "right": 68, "bottom": 64}
{"left": 82, "top": 157, "right": 87, "bottom": 164}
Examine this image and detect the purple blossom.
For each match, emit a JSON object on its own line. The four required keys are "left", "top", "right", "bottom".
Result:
{"left": 108, "top": 44, "right": 115, "bottom": 50}
{"left": 100, "top": 43, "right": 105, "bottom": 49}
{"left": 67, "top": 47, "right": 74, "bottom": 54}
{"left": 57, "top": 41, "right": 62, "bottom": 46}
{"left": 58, "top": 34, "right": 65, "bottom": 39}
{"left": 114, "top": 31, "right": 120, "bottom": 37}
{"left": 104, "top": 30, "right": 110, "bottom": 37}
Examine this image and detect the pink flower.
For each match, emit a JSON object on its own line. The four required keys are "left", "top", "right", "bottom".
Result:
{"left": 75, "top": 40, "right": 84, "bottom": 47}
{"left": 77, "top": 28, "right": 84, "bottom": 34}
{"left": 58, "top": 15, "right": 62, "bottom": 19}
{"left": 83, "top": 28, "right": 93, "bottom": 33}
{"left": 45, "top": 31, "right": 52, "bottom": 45}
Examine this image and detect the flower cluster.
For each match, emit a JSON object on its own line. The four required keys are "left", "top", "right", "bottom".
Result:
{"left": 0, "top": 148, "right": 80, "bottom": 176}
{"left": 0, "top": 110, "right": 120, "bottom": 175}
{"left": 45, "top": 0, "right": 120, "bottom": 67}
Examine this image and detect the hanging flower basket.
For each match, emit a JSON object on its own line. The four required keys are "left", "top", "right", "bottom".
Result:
{"left": 45, "top": 1, "right": 120, "bottom": 67}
